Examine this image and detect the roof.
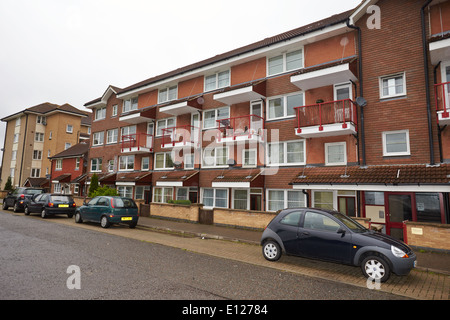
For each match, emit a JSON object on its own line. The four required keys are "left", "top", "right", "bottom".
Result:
{"left": 212, "top": 169, "right": 263, "bottom": 183}
{"left": 23, "top": 177, "right": 50, "bottom": 188}
{"left": 49, "top": 142, "right": 89, "bottom": 159}
{"left": 156, "top": 170, "right": 199, "bottom": 182}
{"left": 1, "top": 102, "right": 88, "bottom": 122}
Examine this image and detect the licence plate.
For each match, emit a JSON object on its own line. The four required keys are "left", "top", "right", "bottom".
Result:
{"left": 121, "top": 217, "right": 132, "bottom": 221}
{"left": 59, "top": 204, "right": 69, "bottom": 208}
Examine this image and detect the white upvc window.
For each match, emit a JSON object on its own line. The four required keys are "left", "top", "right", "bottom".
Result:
{"left": 379, "top": 73, "right": 406, "bottom": 99}
{"left": 205, "top": 70, "right": 230, "bottom": 91}
{"left": 184, "top": 153, "right": 194, "bottom": 170}
{"left": 202, "top": 188, "right": 228, "bottom": 208}
{"left": 135, "top": 186, "right": 150, "bottom": 200}
{"left": 266, "top": 189, "right": 306, "bottom": 212}
{"left": 382, "top": 130, "right": 410, "bottom": 157}
{"left": 65, "top": 143, "right": 71, "bottom": 150}
{"left": 54, "top": 183, "right": 62, "bottom": 194}
{"left": 202, "top": 146, "right": 228, "bottom": 168}
{"left": 158, "top": 85, "right": 178, "bottom": 103}
{"left": 242, "top": 149, "right": 257, "bottom": 168}
{"left": 13, "top": 133, "right": 19, "bottom": 143}
{"left": 90, "top": 158, "right": 102, "bottom": 172}
{"left": 123, "top": 97, "right": 138, "bottom": 113}
{"left": 119, "top": 155, "right": 135, "bottom": 171}
{"left": 121, "top": 125, "right": 136, "bottom": 140}
{"left": 93, "top": 132, "right": 104, "bottom": 146}
{"left": 33, "top": 150, "right": 42, "bottom": 160}
{"left": 95, "top": 107, "right": 106, "bottom": 120}
{"left": 112, "top": 104, "right": 118, "bottom": 117}
{"left": 117, "top": 186, "right": 134, "bottom": 198}
{"left": 107, "top": 128, "right": 118, "bottom": 144}
{"left": 325, "top": 142, "right": 347, "bottom": 166}
{"left": 233, "top": 189, "right": 249, "bottom": 210}
{"left": 36, "top": 116, "right": 46, "bottom": 124}
{"left": 75, "top": 158, "right": 80, "bottom": 170}
{"left": 154, "top": 152, "right": 173, "bottom": 170}
{"left": 156, "top": 117, "right": 176, "bottom": 137}
{"left": 268, "top": 140, "right": 305, "bottom": 166}
{"left": 203, "top": 106, "right": 229, "bottom": 129}
{"left": 267, "top": 92, "right": 304, "bottom": 120}
{"left": 153, "top": 187, "right": 173, "bottom": 203}
{"left": 56, "top": 159, "right": 63, "bottom": 171}
{"left": 66, "top": 124, "right": 73, "bottom": 133}
{"left": 268, "top": 49, "right": 303, "bottom": 76}
{"left": 35, "top": 132, "right": 44, "bottom": 142}
{"left": 141, "top": 157, "right": 150, "bottom": 171}
{"left": 31, "top": 168, "right": 40, "bottom": 178}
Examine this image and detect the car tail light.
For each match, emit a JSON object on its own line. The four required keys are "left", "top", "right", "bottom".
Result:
{"left": 72, "top": 203, "right": 76, "bottom": 207}
{"left": 20, "top": 194, "right": 25, "bottom": 199}
{"left": 48, "top": 202, "right": 54, "bottom": 207}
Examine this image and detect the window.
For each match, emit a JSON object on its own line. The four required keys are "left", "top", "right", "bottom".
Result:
{"left": 108, "top": 159, "right": 115, "bottom": 172}
{"left": 66, "top": 124, "right": 73, "bottom": 133}
{"left": 141, "top": 157, "right": 150, "bottom": 171}
{"left": 65, "top": 143, "right": 71, "bottom": 150}
{"left": 158, "top": 86, "right": 177, "bottom": 103}
{"left": 112, "top": 105, "right": 118, "bottom": 117}
{"left": 203, "top": 107, "right": 229, "bottom": 129}
{"left": 73, "top": 184, "right": 79, "bottom": 195}
{"left": 95, "top": 107, "right": 106, "bottom": 120}
{"left": 268, "top": 49, "right": 303, "bottom": 76}
{"left": 156, "top": 118, "right": 176, "bottom": 136}
{"left": 121, "top": 125, "right": 136, "bottom": 140}
{"left": 205, "top": 70, "right": 230, "bottom": 91}
{"left": 107, "top": 129, "right": 118, "bottom": 144}
{"left": 33, "top": 150, "right": 42, "bottom": 160}
{"left": 153, "top": 187, "right": 173, "bottom": 203}
{"left": 75, "top": 158, "right": 80, "bottom": 170}
{"left": 15, "top": 117, "right": 21, "bottom": 126}
{"left": 184, "top": 153, "right": 194, "bottom": 170}
{"left": 36, "top": 116, "right": 46, "bottom": 124}
{"left": 202, "top": 147, "right": 228, "bottom": 167}
{"left": 303, "top": 211, "right": 340, "bottom": 232}
{"left": 119, "top": 155, "right": 135, "bottom": 171}
{"left": 325, "top": 142, "right": 347, "bottom": 166}
{"left": 313, "top": 191, "right": 334, "bottom": 210}
{"left": 267, "top": 190, "right": 305, "bottom": 211}
{"left": 242, "top": 149, "right": 257, "bottom": 168}
{"left": 91, "top": 158, "right": 102, "bottom": 172}
{"left": 154, "top": 152, "right": 173, "bottom": 170}
{"left": 56, "top": 159, "right": 63, "bottom": 170}
{"left": 11, "top": 151, "right": 17, "bottom": 161}
{"left": 233, "top": 189, "right": 248, "bottom": 210}
{"left": 13, "top": 133, "right": 19, "bottom": 143}
{"left": 35, "top": 132, "right": 44, "bottom": 142}
{"left": 202, "top": 188, "right": 228, "bottom": 208}
{"left": 176, "top": 187, "right": 188, "bottom": 200}
{"left": 380, "top": 73, "right": 406, "bottom": 99}
{"left": 49, "top": 131, "right": 52, "bottom": 140}
{"left": 267, "top": 92, "right": 303, "bottom": 120}
{"left": 268, "top": 140, "right": 305, "bottom": 166}
{"left": 93, "top": 132, "right": 104, "bottom": 146}
{"left": 31, "top": 168, "right": 40, "bottom": 178}
{"left": 280, "top": 211, "right": 302, "bottom": 226}
{"left": 135, "top": 186, "right": 150, "bottom": 200}
{"left": 117, "top": 186, "right": 133, "bottom": 198}
{"left": 123, "top": 97, "right": 138, "bottom": 113}
{"left": 382, "top": 130, "right": 410, "bottom": 156}
{"left": 54, "top": 183, "right": 62, "bottom": 194}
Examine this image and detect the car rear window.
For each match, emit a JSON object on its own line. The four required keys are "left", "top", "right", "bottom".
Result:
{"left": 25, "top": 189, "right": 44, "bottom": 195}
{"left": 113, "top": 198, "right": 137, "bottom": 208}
{"left": 50, "top": 195, "right": 73, "bottom": 202}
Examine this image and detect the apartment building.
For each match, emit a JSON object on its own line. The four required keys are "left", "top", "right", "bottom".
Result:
{"left": 1, "top": 103, "right": 91, "bottom": 189}
{"left": 84, "top": 0, "right": 450, "bottom": 240}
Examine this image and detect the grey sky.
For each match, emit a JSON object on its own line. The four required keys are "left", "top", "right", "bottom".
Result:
{"left": 0, "top": 0, "right": 360, "bottom": 154}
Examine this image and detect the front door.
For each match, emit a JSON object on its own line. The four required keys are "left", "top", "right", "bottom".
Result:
{"left": 385, "top": 193, "right": 415, "bottom": 240}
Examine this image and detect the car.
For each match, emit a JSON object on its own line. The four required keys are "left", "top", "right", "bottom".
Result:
{"left": 24, "top": 193, "right": 76, "bottom": 218}
{"left": 2, "top": 187, "right": 45, "bottom": 212}
{"left": 261, "top": 208, "right": 417, "bottom": 282}
{"left": 74, "top": 196, "right": 139, "bottom": 229}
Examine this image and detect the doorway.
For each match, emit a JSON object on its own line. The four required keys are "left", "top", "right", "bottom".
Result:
{"left": 385, "top": 192, "right": 415, "bottom": 240}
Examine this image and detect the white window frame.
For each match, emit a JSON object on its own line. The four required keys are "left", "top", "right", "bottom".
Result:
{"left": 202, "top": 146, "right": 229, "bottom": 168}
{"left": 123, "top": 97, "right": 138, "bottom": 113}
{"left": 153, "top": 187, "right": 173, "bottom": 203}
{"left": 56, "top": 159, "right": 63, "bottom": 171}
{"left": 36, "top": 116, "right": 46, "bottom": 124}
{"left": 93, "top": 131, "right": 104, "bottom": 146}
{"left": 201, "top": 188, "right": 228, "bottom": 209}
{"left": 184, "top": 153, "right": 195, "bottom": 170}
{"left": 158, "top": 85, "right": 178, "bottom": 103}
{"left": 65, "top": 143, "right": 71, "bottom": 150}
{"left": 267, "top": 140, "right": 306, "bottom": 166}
{"left": 154, "top": 152, "right": 174, "bottom": 170}
{"left": 13, "top": 133, "right": 19, "bottom": 143}
{"left": 382, "top": 130, "right": 410, "bottom": 157}
{"left": 204, "top": 70, "right": 230, "bottom": 92}
{"left": 117, "top": 186, "right": 134, "bottom": 198}
{"left": 232, "top": 188, "right": 249, "bottom": 210}
{"left": 242, "top": 149, "right": 257, "bottom": 168}
{"left": 141, "top": 157, "right": 150, "bottom": 171}
{"left": 267, "top": 92, "right": 304, "bottom": 121}
{"left": 54, "top": 183, "right": 62, "bottom": 194}
{"left": 325, "top": 142, "right": 347, "bottom": 166}
{"left": 267, "top": 49, "right": 303, "bottom": 76}
{"left": 95, "top": 107, "right": 106, "bottom": 121}
{"left": 119, "top": 155, "right": 135, "bottom": 171}
{"left": 107, "top": 128, "right": 118, "bottom": 144}
{"left": 176, "top": 187, "right": 189, "bottom": 201}
{"left": 156, "top": 117, "right": 176, "bottom": 137}
{"left": 379, "top": 72, "right": 406, "bottom": 99}
{"left": 121, "top": 125, "right": 137, "bottom": 140}
{"left": 135, "top": 186, "right": 150, "bottom": 200}
{"left": 75, "top": 158, "right": 80, "bottom": 170}
{"left": 203, "top": 106, "right": 230, "bottom": 129}
{"left": 33, "top": 150, "right": 43, "bottom": 160}
{"left": 31, "top": 168, "right": 40, "bottom": 178}
{"left": 266, "top": 189, "right": 306, "bottom": 212}
{"left": 112, "top": 104, "right": 118, "bottom": 117}
{"left": 35, "top": 132, "right": 44, "bottom": 142}
{"left": 90, "top": 158, "right": 102, "bottom": 172}
{"left": 66, "top": 124, "right": 73, "bottom": 133}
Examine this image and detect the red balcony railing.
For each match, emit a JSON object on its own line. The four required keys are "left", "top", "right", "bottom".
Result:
{"left": 216, "top": 114, "right": 265, "bottom": 141}
{"left": 434, "top": 82, "right": 450, "bottom": 118}
{"left": 121, "top": 133, "right": 153, "bottom": 153}
{"left": 294, "top": 99, "right": 357, "bottom": 133}
{"left": 161, "top": 125, "right": 200, "bottom": 147}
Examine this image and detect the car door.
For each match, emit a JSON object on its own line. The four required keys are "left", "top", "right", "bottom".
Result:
{"left": 273, "top": 210, "right": 303, "bottom": 255}
{"left": 28, "top": 194, "right": 43, "bottom": 213}
{"left": 35, "top": 194, "right": 48, "bottom": 213}
{"left": 81, "top": 197, "right": 99, "bottom": 221}
{"left": 297, "top": 210, "right": 352, "bottom": 263}
{"left": 91, "top": 197, "right": 110, "bottom": 223}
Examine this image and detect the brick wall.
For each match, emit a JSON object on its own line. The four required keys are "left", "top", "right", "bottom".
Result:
{"left": 405, "top": 221, "right": 450, "bottom": 251}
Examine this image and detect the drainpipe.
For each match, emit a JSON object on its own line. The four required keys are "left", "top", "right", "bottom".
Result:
{"left": 346, "top": 19, "right": 366, "bottom": 167}
{"left": 421, "top": 0, "right": 435, "bottom": 165}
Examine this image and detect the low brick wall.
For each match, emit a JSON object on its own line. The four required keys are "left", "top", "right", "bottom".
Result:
{"left": 149, "top": 202, "right": 201, "bottom": 223}
{"left": 405, "top": 221, "right": 450, "bottom": 251}
{"left": 213, "top": 208, "right": 276, "bottom": 230}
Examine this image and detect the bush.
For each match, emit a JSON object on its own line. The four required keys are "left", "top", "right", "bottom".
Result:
{"left": 4, "top": 176, "right": 13, "bottom": 191}
{"left": 88, "top": 174, "right": 99, "bottom": 197}
{"left": 167, "top": 199, "right": 191, "bottom": 205}
{"left": 90, "top": 186, "right": 118, "bottom": 198}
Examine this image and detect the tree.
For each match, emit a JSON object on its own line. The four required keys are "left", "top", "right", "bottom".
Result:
{"left": 90, "top": 186, "right": 118, "bottom": 198}
{"left": 88, "top": 173, "right": 99, "bottom": 197}
{"left": 4, "top": 176, "right": 13, "bottom": 191}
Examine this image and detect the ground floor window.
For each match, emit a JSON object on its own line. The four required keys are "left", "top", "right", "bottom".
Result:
{"left": 202, "top": 188, "right": 228, "bottom": 208}
{"left": 267, "top": 189, "right": 306, "bottom": 211}
{"left": 153, "top": 187, "right": 173, "bottom": 203}
{"left": 117, "top": 186, "right": 133, "bottom": 198}
{"left": 135, "top": 186, "right": 150, "bottom": 200}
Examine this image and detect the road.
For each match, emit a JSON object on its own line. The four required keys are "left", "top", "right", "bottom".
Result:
{"left": 0, "top": 210, "right": 410, "bottom": 302}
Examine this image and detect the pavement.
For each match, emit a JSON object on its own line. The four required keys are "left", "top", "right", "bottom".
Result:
{"left": 137, "top": 215, "right": 450, "bottom": 276}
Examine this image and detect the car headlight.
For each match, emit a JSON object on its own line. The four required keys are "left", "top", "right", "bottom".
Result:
{"left": 391, "top": 245, "right": 409, "bottom": 258}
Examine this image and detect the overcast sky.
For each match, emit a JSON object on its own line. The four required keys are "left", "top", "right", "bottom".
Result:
{"left": 0, "top": 0, "right": 360, "bottom": 152}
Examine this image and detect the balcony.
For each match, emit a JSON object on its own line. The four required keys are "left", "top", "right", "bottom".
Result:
{"left": 216, "top": 115, "right": 264, "bottom": 143}
{"left": 161, "top": 125, "right": 200, "bottom": 148}
{"left": 434, "top": 82, "right": 450, "bottom": 125}
{"left": 121, "top": 133, "right": 153, "bottom": 154}
{"left": 294, "top": 99, "right": 357, "bottom": 138}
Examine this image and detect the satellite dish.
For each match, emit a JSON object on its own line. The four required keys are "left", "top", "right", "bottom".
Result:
{"left": 355, "top": 97, "right": 367, "bottom": 107}
{"left": 227, "top": 159, "right": 236, "bottom": 166}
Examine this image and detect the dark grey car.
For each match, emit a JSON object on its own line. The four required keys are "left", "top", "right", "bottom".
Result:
{"left": 2, "top": 187, "right": 45, "bottom": 212}
{"left": 261, "top": 208, "right": 417, "bottom": 282}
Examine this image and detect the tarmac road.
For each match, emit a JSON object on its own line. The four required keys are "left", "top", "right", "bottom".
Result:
{"left": 0, "top": 211, "right": 411, "bottom": 301}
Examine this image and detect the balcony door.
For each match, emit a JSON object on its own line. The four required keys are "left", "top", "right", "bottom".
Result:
{"left": 147, "top": 123, "right": 154, "bottom": 148}
{"left": 441, "top": 62, "right": 450, "bottom": 109}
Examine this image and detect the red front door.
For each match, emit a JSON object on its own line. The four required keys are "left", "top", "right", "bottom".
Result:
{"left": 385, "top": 193, "right": 416, "bottom": 240}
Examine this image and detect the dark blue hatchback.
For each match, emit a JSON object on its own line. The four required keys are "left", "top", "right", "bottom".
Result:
{"left": 261, "top": 208, "right": 416, "bottom": 282}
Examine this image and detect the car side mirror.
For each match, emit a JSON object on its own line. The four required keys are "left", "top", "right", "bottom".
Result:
{"left": 337, "top": 228, "right": 346, "bottom": 235}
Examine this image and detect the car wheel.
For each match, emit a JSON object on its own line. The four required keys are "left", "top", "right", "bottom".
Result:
{"left": 262, "top": 240, "right": 282, "bottom": 261}
{"left": 2, "top": 201, "right": 8, "bottom": 210}
{"left": 361, "top": 255, "right": 391, "bottom": 283}
{"left": 13, "top": 202, "right": 21, "bottom": 213}
{"left": 41, "top": 208, "right": 47, "bottom": 219}
{"left": 129, "top": 221, "right": 137, "bottom": 229}
{"left": 24, "top": 206, "right": 30, "bottom": 216}
{"left": 100, "top": 216, "right": 110, "bottom": 228}
{"left": 67, "top": 213, "right": 73, "bottom": 218}
{"left": 75, "top": 212, "right": 83, "bottom": 223}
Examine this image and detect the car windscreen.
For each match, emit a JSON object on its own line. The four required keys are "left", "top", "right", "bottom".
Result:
{"left": 50, "top": 195, "right": 73, "bottom": 202}
{"left": 113, "top": 198, "right": 137, "bottom": 208}
{"left": 330, "top": 212, "right": 367, "bottom": 233}
{"left": 25, "top": 189, "right": 44, "bottom": 195}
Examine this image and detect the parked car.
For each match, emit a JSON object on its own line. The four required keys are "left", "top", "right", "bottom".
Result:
{"left": 2, "top": 187, "right": 45, "bottom": 212}
{"left": 24, "top": 193, "right": 76, "bottom": 218}
{"left": 261, "top": 208, "right": 417, "bottom": 282}
{"left": 75, "top": 196, "right": 139, "bottom": 228}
